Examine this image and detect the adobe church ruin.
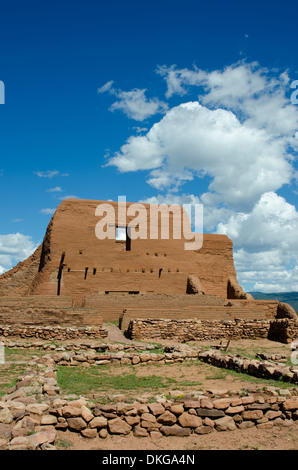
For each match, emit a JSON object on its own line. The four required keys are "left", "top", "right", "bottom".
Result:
{"left": 0, "top": 199, "right": 296, "bottom": 342}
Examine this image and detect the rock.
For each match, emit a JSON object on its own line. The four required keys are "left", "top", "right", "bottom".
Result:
{"left": 137, "top": 404, "right": 149, "bottom": 414}
{"left": 41, "top": 415, "right": 57, "bottom": 425}
{"left": 116, "top": 403, "right": 135, "bottom": 415}
{"left": 157, "top": 411, "right": 177, "bottom": 425}
{"left": 148, "top": 403, "right": 165, "bottom": 415}
{"left": 246, "top": 403, "right": 270, "bottom": 410}
{"left": 98, "top": 428, "right": 108, "bottom": 439}
{"left": 0, "top": 408, "right": 13, "bottom": 424}
{"left": 213, "top": 398, "right": 231, "bottom": 410}
{"left": 225, "top": 406, "right": 245, "bottom": 415}
{"left": 242, "top": 410, "right": 263, "bottom": 421}
{"left": 89, "top": 417, "right": 107, "bottom": 429}
{"left": 133, "top": 425, "right": 149, "bottom": 437}
{"left": 81, "top": 428, "right": 97, "bottom": 439}
{"left": 265, "top": 410, "right": 282, "bottom": 420}
{"left": 214, "top": 416, "right": 236, "bottom": 431}
{"left": 108, "top": 418, "right": 132, "bottom": 435}
{"left": 160, "top": 425, "right": 191, "bottom": 436}
{"left": 169, "top": 404, "right": 184, "bottom": 415}
{"left": 27, "top": 428, "right": 57, "bottom": 448}
{"left": 238, "top": 421, "right": 255, "bottom": 429}
{"left": 273, "top": 418, "right": 293, "bottom": 427}
{"left": 194, "top": 425, "right": 213, "bottom": 434}
{"left": 241, "top": 396, "right": 256, "bottom": 405}
{"left": 40, "top": 443, "right": 57, "bottom": 450}
{"left": 183, "top": 400, "right": 201, "bottom": 409}
{"left": 282, "top": 399, "right": 298, "bottom": 411}
{"left": 200, "top": 398, "right": 213, "bottom": 409}
{"left": 67, "top": 417, "right": 87, "bottom": 432}
{"left": 141, "top": 420, "right": 162, "bottom": 430}
{"left": 150, "top": 431, "right": 162, "bottom": 439}
{"left": 9, "top": 436, "right": 36, "bottom": 450}
{"left": 178, "top": 412, "right": 202, "bottom": 428}
{"left": 0, "top": 423, "right": 11, "bottom": 440}
{"left": 196, "top": 409, "right": 225, "bottom": 418}
{"left": 99, "top": 404, "right": 117, "bottom": 413}
{"left": 140, "top": 413, "right": 156, "bottom": 423}
{"left": 69, "top": 398, "right": 87, "bottom": 408}
{"left": 13, "top": 416, "right": 39, "bottom": 432}
{"left": 63, "top": 405, "right": 82, "bottom": 418}
{"left": 81, "top": 405, "right": 94, "bottom": 422}
{"left": 203, "top": 417, "right": 215, "bottom": 428}
{"left": 125, "top": 416, "right": 140, "bottom": 426}
{"left": 0, "top": 438, "right": 9, "bottom": 450}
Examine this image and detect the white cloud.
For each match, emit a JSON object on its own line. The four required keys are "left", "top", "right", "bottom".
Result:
{"left": 46, "top": 186, "right": 63, "bottom": 193}
{"left": 217, "top": 193, "right": 298, "bottom": 292}
{"left": 104, "top": 61, "right": 298, "bottom": 292}
{"left": 108, "top": 101, "right": 293, "bottom": 211}
{"left": 98, "top": 81, "right": 168, "bottom": 121}
{"left": 34, "top": 170, "right": 69, "bottom": 178}
{"left": 0, "top": 233, "right": 38, "bottom": 273}
{"left": 98, "top": 80, "right": 115, "bottom": 94}
{"left": 34, "top": 170, "right": 59, "bottom": 178}
{"left": 40, "top": 208, "right": 55, "bottom": 215}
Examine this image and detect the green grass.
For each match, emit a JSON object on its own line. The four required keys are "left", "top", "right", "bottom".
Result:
{"left": 57, "top": 365, "right": 180, "bottom": 396}
{"left": 0, "top": 362, "right": 27, "bottom": 396}
{"left": 55, "top": 439, "right": 73, "bottom": 449}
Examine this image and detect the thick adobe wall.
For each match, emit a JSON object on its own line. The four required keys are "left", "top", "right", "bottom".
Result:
{"left": 26, "top": 198, "right": 242, "bottom": 300}
{"left": 0, "top": 296, "right": 103, "bottom": 327}
{"left": 0, "top": 245, "right": 42, "bottom": 297}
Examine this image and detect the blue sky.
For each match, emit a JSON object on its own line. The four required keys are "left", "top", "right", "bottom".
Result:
{"left": 0, "top": 0, "right": 297, "bottom": 292}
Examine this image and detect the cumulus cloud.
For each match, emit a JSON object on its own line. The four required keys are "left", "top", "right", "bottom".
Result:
{"left": 104, "top": 61, "right": 298, "bottom": 292}
{"left": 108, "top": 101, "right": 293, "bottom": 210}
{"left": 98, "top": 81, "right": 168, "bottom": 121}
{"left": 0, "top": 233, "right": 38, "bottom": 273}
{"left": 217, "top": 193, "right": 298, "bottom": 291}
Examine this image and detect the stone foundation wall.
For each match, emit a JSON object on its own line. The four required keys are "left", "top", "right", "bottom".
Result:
{"left": 0, "top": 324, "right": 108, "bottom": 340}
{"left": 1, "top": 361, "right": 298, "bottom": 449}
{"left": 126, "top": 318, "right": 272, "bottom": 341}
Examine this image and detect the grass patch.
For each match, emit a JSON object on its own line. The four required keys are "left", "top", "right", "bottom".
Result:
{"left": 57, "top": 365, "right": 180, "bottom": 396}
{"left": 55, "top": 439, "right": 73, "bottom": 449}
{"left": 0, "top": 363, "right": 27, "bottom": 396}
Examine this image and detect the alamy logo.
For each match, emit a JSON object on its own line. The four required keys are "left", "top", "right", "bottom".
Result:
{"left": 95, "top": 196, "right": 203, "bottom": 251}
{"left": 0, "top": 81, "right": 4, "bottom": 104}
{"left": 291, "top": 80, "right": 298, "bottom": 104}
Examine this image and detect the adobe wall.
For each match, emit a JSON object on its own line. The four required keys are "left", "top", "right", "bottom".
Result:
{"left": 0, "top": 199, "right": 244, "bottom": 301}
{"left": 0, "top": 296, "right": 103, "bottom": 327}
{"left": 119, "top": 298, "right": 278, "bottom": 331}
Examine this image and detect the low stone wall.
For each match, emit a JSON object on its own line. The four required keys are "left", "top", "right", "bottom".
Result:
{"left": 268, "top": 319, "right": 298, "bottom": 344}
{"left": 0, "top": 324, "right": 108, "bottom": 340}
{"left": 1, "top": 361, "right": 298, "bottom": 450}
{"left": 198, "top": 349, "right": 298, "bottom": 384}
{"left": 126, "top": 318, "right": 272, "bottom": 341}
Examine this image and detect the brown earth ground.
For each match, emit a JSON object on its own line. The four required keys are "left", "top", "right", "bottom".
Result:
{"left": 1, "top": 326, "right": 298, "bottom": 450}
